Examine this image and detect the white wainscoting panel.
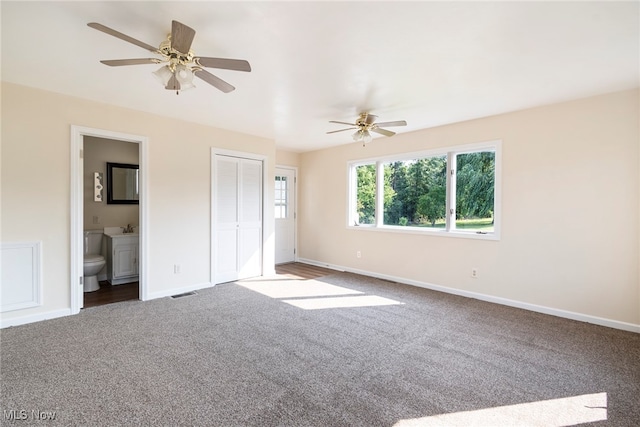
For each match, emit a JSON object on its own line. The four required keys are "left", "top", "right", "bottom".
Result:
{"left": 1, "top": 242, "right": 42, "bottom": 312}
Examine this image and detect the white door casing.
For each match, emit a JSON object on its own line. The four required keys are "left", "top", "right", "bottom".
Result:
{"left": 70, "top": 125, "right": 148, "bottom": 314}
{"left": 275, "top": 167, "right": 296, "bottom": 264}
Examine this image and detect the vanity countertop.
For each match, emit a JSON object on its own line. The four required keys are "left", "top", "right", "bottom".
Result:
{"left": 103, "top": 226, "right": 139, "bottom": 237}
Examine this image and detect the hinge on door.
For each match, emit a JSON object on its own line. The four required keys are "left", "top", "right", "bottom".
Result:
{"left": 80, "top": 149, "right": 84, "bottom": 159}
{"left": 294, "top": 248, "right": 296, "bottom": 254}
{"left": 79, "top": 277, "right": 83, "bottom": 285}
{"left": 450, "top": 169, "right": 454, "bottom": 175}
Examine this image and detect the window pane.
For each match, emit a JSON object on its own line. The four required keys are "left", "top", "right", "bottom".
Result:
{"left": 383, "top": 156, "right": 447, "bottom": 228}
{"left": 455, "top": 151, "right": 495, "bottom": 232}
{"left": 274, "top": 175, "right": 288, "bottom": 219}
{"left": 356, "top": 164, "right": 376, "bottom": 224}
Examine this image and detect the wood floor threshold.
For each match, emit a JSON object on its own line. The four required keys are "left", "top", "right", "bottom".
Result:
{"left": 83, "top": 281, "right": 139, "bottom": 308}
{"left": 83, "top": 263, "right": 334, "bottom": 308}
{"left": 275, "top": 262, "right": 337, "bottom": 279}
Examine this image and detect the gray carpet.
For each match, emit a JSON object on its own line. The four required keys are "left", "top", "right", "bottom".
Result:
{"left": 1, "top": 272, "right": 639, "bottom": 426}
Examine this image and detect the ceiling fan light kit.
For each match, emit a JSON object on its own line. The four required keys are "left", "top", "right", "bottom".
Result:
{"left": 328, "top": 112, "right": 407, "bottom": 146}
{"left": 352, "top": 129, "right": 373, "bottom": 145}
{"left": 88, "top": 20, "right": 251, "bottom": 95}
{"left": 152, "top": 65, "right": 173, "bottom": 86}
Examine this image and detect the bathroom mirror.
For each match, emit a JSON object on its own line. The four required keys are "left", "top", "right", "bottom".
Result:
{"left": 106, "top": 162, "right": 139, "bottom": 204}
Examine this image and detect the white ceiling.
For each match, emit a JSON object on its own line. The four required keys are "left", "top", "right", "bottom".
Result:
{"left": 2, "top": 1, "right": 638, "bottom": 152}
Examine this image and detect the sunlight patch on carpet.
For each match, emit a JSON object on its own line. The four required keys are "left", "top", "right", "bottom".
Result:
{"left": 238, "top": 279, "right": 362, "bottom": 299}
{"left": 394, "top": 392, "right": 607, "bottom": 427}
{"left": 282, "top": 295, "right": 404, "bottom": 310}
{"left": 238, "top": 277, "right": 404, "bottom": 309}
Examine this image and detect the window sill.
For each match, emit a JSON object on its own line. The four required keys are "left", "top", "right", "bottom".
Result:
{"left": 347, "top": 224, "right": 500, "bottom": 241}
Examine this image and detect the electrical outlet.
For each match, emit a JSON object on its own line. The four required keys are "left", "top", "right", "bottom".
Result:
{"left": 356, "top": 250, "right": 362, "bottom": 258}
{"left": 174, "top": 264, "right": 181, "bottom": 274}
{"left": 471, "top": 268, "right": 478, "bottom": 278}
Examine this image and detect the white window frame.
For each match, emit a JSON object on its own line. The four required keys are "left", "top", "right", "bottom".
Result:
{"left": 347, "top": 140, "right": 501, "bottom": 240}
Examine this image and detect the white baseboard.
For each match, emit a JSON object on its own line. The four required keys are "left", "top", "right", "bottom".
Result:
{"left": 1, "top": 282, "right": 215, "bottom": 328}
{"left": 146, "top": 282, "right": 214, "bottom": 301}
{"left": 1, "top": 308, "right": 72, "bottom": 329}
{"left": 296, "top": 258, "right": 640, "bottom": 334}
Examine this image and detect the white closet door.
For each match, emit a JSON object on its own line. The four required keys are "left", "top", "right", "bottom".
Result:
{"left": 238, "top": 159, "right": 262, "bottom": 279}
{"left": 214, "top": 156, "right": 240, "bottom": 283}
{"left": 213, "top": 155, "right": 262, "bottom": 284}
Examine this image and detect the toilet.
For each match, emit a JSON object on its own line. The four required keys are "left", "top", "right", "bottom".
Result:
{"left": 83, "top": 230, "right": 106, "bottom": 292}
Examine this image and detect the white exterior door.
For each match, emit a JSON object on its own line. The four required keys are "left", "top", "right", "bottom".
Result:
{"left": 213, "top": 154, "right": 263, "bottom": 284}
{"left": 275, "top": 167, "right": 296, "bottom": 264}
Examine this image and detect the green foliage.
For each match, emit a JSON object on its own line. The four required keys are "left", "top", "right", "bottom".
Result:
{"left": 357, "top": 151, "right": 495, "bottom": 229}
{"left": 356, "top": 164, "right": 376, "bottom": 224}
{"left": 384, "top": 161, "right": 410, "bottom": 224}
{"left": 383, "top": 163, "right": 396, "bottom": 210}
{"left": 417, "top": 185, "right": 446, "bottom": 226}
{"left": 456, "top": 152, "right": 495, "bottom": 221}
{"left": 383, "top": 156, "right": 446, "bottom": 226}
{"left": 455, "top": 218, "right": 494, "bottom": 231}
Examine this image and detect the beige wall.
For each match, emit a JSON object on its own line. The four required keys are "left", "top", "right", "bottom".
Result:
{"left": 298, "top": 89, "right": 640, "bottom": 326}
{"left": 1, "top": 82, "right": 276, "bottom": 324}
{"left": 2, "top": 82, "right": 638, "bottom": 329}
{"left": 84, "top": 136, "right": 139, "bottom": 230}
{"left": 276, "top": 149, "right": 300, "bottom": 167}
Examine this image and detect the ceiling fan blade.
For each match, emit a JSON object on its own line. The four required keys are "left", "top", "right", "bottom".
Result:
{"left": 171, "top": 20, "right": 196, "bottom": 54}
{"left": 194, "top": 69, "right": 235, "bottom": 93}
{"left": 371, "top": 128, "right": 396, "bottom": 137}
{"left": 327, "top": 127, "right": 357, "bottom": 134}
{"left": 364, "top": 114, "right": 378, "bottom": 125}
{"left": 195, "top": 57, "right": 252, "bottom": 72}
{"left": 329, "top": 120, "right": 357, "bottom": 126}
{"left": 374, "top": 120, "right": 407, "bottom": 128}
{"left": 88, "top": 23, "right": 158, "bottom": 53}
{"left": 100, "top": 58, "right": 162, "bottom": 67}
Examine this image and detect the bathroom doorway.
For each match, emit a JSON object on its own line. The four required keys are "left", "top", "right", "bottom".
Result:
{"left": 70, "top": 126, "right": 148, "bottom": 314}
{"left": 83, "top": 137, "right": 140, "bottom": 307}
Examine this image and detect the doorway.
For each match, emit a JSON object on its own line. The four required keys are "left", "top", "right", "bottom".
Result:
{"left": 275, "top": 166, "right": 296, "bottom": 264}
{"left": 70, "top": 126, "right": 148, "bottom": 314}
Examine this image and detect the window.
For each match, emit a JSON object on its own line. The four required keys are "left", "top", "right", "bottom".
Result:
{"left": 275, "top": 175, "right": 288, "bottom": 219}
{"left": 349, "top": 141, "right": 501, "bottom": 239}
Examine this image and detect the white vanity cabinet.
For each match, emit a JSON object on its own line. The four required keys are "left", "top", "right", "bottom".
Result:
{"left": 105, "top": 234, "right": 139, "bottom": 285}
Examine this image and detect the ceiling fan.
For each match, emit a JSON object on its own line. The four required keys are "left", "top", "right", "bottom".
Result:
{"left": 87, "top": 20, "right": 251, "bottom": 94}
{"left": 327, "top": 112, "right": 407, "bottom": 145}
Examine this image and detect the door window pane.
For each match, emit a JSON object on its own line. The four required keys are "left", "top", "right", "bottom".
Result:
{"left": 275, "top": 176, "right": 288, "bottom": 219}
